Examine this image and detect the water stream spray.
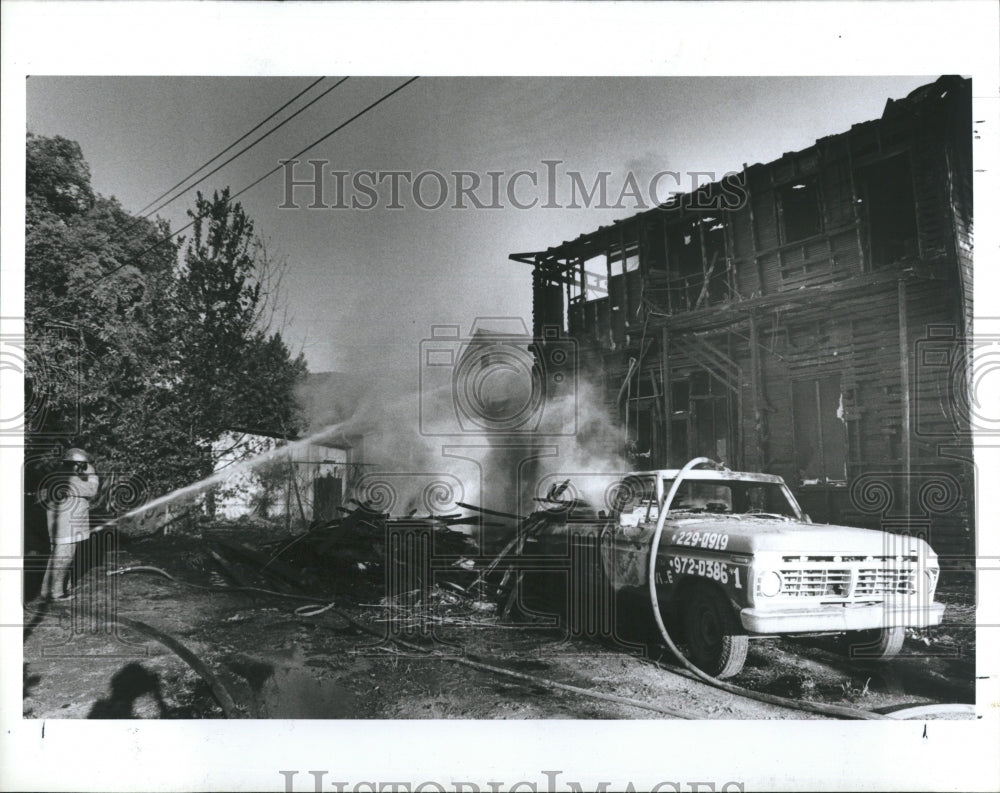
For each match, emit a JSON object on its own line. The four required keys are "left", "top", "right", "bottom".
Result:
{"left": 97, "top": 421, "right": 348, "bottom": 530}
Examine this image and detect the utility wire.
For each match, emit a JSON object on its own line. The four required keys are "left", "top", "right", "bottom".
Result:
{"left": 35, "top": 76, "right": 333, "bottom": 314}
{"left": 139, "top": 76, "right": 350, "bottom": 220}
{"left": 228, "top": 76, "right": 419, "bottom": 204}
{"left": 136, "top": 76, "right": 326, "bottom": 217}
{"left": 45, "top": 76, "right": 420, "bottom": 311}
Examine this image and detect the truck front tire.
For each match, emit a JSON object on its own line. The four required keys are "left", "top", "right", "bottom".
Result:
{"left": 843, "top": 626, "right": 905, "bottom": 660}
{"left": 682, "top": 584, "right": 749, "bottom": 679}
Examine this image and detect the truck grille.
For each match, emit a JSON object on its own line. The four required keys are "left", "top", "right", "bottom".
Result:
{"left": 780, "top": 568, "right": 852, "bottom": 597}
{"left": 767, "top": 564, "right": 918, "bottom": 599}
{"left": 854, "top": 567, "right": 917, "bottom": 596}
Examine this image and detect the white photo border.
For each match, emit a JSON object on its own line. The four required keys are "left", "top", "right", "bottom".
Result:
{"left": 2, "top": 2, "right": 998, "bottom": 791}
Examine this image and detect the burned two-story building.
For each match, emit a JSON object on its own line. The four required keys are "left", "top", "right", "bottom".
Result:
{"left": 512, "top": 76, "right": 974, "bottom": 560}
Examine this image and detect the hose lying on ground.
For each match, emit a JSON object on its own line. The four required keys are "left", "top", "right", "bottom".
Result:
{"left": 108, "top": 565, "right": 321, "bottom": 602}
{"left": 37, "top": 600, "right": 242, "bottom": 718}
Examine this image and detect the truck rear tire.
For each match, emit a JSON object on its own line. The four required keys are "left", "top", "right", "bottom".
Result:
{"left": 843, "top": 626, "right": 905, "bottom": 660}
{"left": 682, "top": 584, "right": 749, "bottom": 679}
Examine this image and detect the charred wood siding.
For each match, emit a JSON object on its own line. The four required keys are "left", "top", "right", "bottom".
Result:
{"left": 518, "top": 76, "right": 974, "bottom": 559}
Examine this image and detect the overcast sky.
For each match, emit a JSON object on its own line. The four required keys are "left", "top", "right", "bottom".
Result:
{"left": 27, "top": 75, "right": 937, "bottom": 377}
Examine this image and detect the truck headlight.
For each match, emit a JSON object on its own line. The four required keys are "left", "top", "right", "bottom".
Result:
{"left": 757, "top": 570, "right": 783, "bottom": 597}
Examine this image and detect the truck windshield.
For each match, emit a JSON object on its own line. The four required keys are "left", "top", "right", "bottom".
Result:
{"left": 663, "top": 479, "right": 799, "bottom": 518}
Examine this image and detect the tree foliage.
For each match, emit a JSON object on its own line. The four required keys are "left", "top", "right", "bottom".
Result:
{"left": 25, "top": 133, "right": 308, "bottom": 501}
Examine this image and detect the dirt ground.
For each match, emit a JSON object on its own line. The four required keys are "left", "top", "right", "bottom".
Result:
{"left": 22, "top": 523, "right": 977, "bottom": 721}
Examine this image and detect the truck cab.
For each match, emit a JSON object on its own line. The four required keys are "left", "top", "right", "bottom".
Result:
{"left": 526, "top": 463, "right": 944, "bottom": 678}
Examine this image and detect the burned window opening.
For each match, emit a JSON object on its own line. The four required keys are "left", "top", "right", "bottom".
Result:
{"left": 704, "top": 221, "right": 729, "bottom": 305}
{"left": 671, "top": 379, "right": 690, "bottom": 413}
{"left": 690, "top": 370, "right": 711, "bottom": 397}
{"left": 666, "top": 373, "right": 733, "bottom": 467}
{"left": 777, "top": 179, "right": 823, "bottom": 243}
{"left": 532, "top": 281, "right": 565, "bottom": 336}
{"left": 669, "top": 418, "right": 689, "bottom": 465}
{"left": 668, "top": 378, "right": 691, "bottom": 467}
{"left": 626, "top": 405, "right": 656, "bottom": 469}
{"left": 692, "top": 394, "right": 731, "bottom": 465}
{"left": 644, "top": 222, "right": 668, "bottom": 272}
{"left": 664, "top": 217, "right": 731, "bottom": 311}
{"left": 667, "top": 221, "right": 703, "bottom": 280}
{"left": 792, "top": 374, "right": 848, "bottom": 485}
{"left": 858, "top": 154, "right": 919, "bottom": 268}
{"left": 574, "top": 256, "right": 609, "bottom": 303}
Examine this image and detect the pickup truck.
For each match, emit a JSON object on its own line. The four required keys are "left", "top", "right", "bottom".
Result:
{"left": 522, "top": 459, "right": 945, "bottom": 678}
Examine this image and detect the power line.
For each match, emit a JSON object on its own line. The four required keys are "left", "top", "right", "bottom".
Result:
{"left": 52, "top": 77, "right": 341, "bottom": 286}
{"left": 229, "top": 76, "right": 419, "bottom": 203}
{"left": 46, "top": 77, "right": 420, "bottom": 309}
{"left": 136, "top": 77, "right": 326, "bottom": 217}
{"left": 139, "top": 76, "right": 350, "bottom": 220}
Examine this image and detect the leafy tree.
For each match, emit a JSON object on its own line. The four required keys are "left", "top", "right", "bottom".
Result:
{"left": 172, "top": 190, "right": 307, "bottom": 475}
{"left": 25, "top": 134, "right": 308, "bottom": 506}
{"left": 26, "top": 134, "right": 94, "bottom": 218}
{"left": 26, "top": 134, "right": 181, "bottom": 488}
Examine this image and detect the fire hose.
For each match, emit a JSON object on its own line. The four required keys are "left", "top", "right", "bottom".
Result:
{"left": 37, "top": 599, "right": 242, "bottom": 718}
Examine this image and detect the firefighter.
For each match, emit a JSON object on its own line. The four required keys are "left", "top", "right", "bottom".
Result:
{"left": 39, "top": 447, "right": 100, "bottom": 600}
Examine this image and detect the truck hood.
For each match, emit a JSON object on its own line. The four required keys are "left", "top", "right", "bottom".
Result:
{"left": 659, "top": 515, "right": 935, "bottom": 558}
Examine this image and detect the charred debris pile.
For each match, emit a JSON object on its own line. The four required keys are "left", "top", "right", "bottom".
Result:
{"left": 188, "top": 499, "right": 576, "bottom": 619}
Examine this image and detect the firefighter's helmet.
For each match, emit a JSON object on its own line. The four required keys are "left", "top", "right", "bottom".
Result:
{"left": 62, "top": 448, "right": 90, "bottom": 464}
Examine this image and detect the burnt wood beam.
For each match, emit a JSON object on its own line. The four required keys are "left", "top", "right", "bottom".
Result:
{"left": 660, "top": 325, "right": 671, "bottom": 467}
{"left": 898, "top": 278, "right": 912, "bottom": 522}
{"left": 749, "top": 312, "right": 764, "bottom": 470}
{"left": 644, "top": 268, "right": 933, "bottom": 333}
